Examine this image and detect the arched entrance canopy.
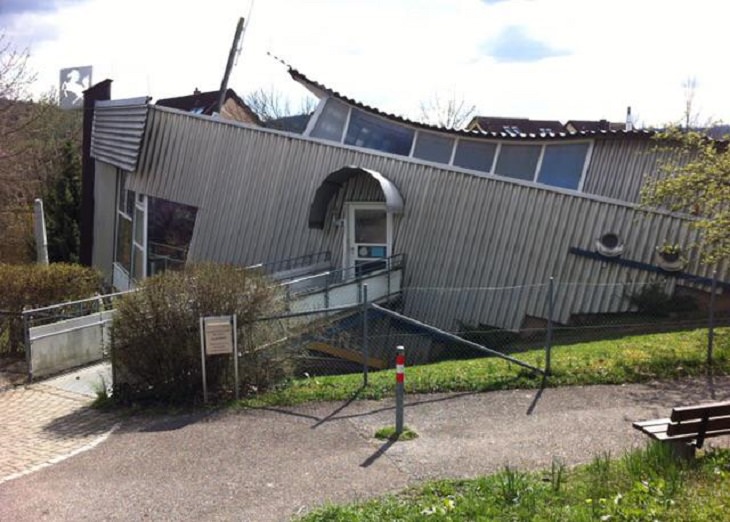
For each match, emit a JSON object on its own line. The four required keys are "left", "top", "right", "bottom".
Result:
{"left": 308, "top": 166, "right": 404, "bottom": 229}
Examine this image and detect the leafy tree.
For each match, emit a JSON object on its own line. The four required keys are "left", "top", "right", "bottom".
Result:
{"left": 44, "top": 139, "right": 81, "bottom": 262}
{"left": 642, "top": 126, "right": 730, "bottom": 264}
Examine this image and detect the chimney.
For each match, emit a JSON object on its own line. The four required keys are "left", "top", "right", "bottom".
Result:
{"left": 625, "top": 106, "right": 633, "bottom": 131}
{"left": 193, "top": 88, "right": 201, "bottom": 95}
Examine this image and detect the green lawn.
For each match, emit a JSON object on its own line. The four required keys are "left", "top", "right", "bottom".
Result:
{"left": 299, "top": 443, "right": 730, "bottom": 521}
{"left": 238, "top": 327, "right": 729, "bottom": 408}
{"left": 238, "top": 328, "right": 730, "bottom": 520}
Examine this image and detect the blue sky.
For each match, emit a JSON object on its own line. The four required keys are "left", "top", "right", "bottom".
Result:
{"left": 2, "top": 0, "right": 727, "bottom": 126}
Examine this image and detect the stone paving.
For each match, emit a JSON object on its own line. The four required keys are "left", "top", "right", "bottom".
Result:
{"left": 0, "top": 381, "right": 118, "bottom": 484}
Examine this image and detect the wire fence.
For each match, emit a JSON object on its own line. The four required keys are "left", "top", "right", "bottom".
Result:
{"left": 250, "top": 274, "right": 729, "bottom": 381}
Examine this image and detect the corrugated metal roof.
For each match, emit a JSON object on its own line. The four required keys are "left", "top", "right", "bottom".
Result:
{"left": 275, "top": 56, "right": 655, "bottom": 141}
{"left": 91, "top": 97, "right": 150, "bottom": 171}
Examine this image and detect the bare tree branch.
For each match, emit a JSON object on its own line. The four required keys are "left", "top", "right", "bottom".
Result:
{"left": 419, "top": 91, "right": 477, "bottom": 130}
{"left": 243, "top": 86, "right": 316, "bottom": 122}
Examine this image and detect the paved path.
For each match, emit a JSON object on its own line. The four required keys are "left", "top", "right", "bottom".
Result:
{"left": 1, "top": 375, "right": 729, "bottom": 521}
{"left": 0, "top": 374, "right": 119, "bottom": 484}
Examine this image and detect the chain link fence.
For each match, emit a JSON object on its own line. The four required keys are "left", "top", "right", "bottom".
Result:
{"left": 250, "top": 274, "right": 729, "bottom": 381}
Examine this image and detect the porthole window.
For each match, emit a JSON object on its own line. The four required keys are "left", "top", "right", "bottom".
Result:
{"left": 595, "top": 232, "right": 624, "bottom": 257}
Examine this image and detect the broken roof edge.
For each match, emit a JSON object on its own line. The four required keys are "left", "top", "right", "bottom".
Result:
{"left": 271, "top": 55, "right": 655, "bottom": 142}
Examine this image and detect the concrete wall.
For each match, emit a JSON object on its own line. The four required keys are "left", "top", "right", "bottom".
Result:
{"left": 28, "top": 310, "right": 114, "bottom": 379}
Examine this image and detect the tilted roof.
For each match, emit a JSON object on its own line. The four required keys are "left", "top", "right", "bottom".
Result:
{"left": 279, "top": 57, "right": 655, "bottom": 141}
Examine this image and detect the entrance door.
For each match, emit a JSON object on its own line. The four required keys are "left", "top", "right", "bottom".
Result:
{"left": 345, "top": 203, "right": 392, "bottom": 278}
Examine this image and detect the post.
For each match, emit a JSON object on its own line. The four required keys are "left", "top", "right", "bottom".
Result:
{"left": 545, "top": 277, "right": 554, "bottom": 375}
{"left": 33, "top": 198, "right": 49, "bottom": 265}
{"left": 395, "top": 345, "right": 405, "bottom": 435}
{"left": 215, "top": 17, "right": 245, "bottom": 115}
{"left": 362, "top": 284, "right": 369, "bottom": 386}
{"left": 23, "top": 308, "right": 32, "bottom": 382}
{"left": 199, "top": 317, "right": 208, "bottom": 404}
{"left": 233, "top": 314, "right": 239, "bottom": 401}
{"left": 708, "top": 270, "right": 717, "bottom": 366}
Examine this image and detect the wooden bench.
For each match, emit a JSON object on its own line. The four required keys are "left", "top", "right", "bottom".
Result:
{"left": 633, "top": 401, "right": 730, "bottom": 458}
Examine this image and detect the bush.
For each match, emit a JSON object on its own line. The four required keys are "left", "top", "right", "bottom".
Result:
{"left": 111, "top": 263, "right": 287, "bottom": 404}
{"left": 0, "top": 263, "right": 102, "bottom": 356}
{"left": 627, "top": 282, "right": 698, "bottom": 317}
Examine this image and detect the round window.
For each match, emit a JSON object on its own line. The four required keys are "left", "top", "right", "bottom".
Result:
{"left": 595, "top": 232, "right": 624, "bottom": 257}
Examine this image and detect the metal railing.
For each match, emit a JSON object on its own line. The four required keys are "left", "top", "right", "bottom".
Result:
{"left": 280, "top": 253, "right": 405, "bottom": 307}
{"left": 248, "top": 251, "right": 332, "bottom": 277}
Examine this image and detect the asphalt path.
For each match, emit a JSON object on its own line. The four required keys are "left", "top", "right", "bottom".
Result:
{"left": 2, "top": 376, "right": 729, "bottom": 521}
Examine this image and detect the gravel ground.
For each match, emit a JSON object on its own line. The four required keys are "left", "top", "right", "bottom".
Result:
{"left": 1, "top": 375, "right": 729, "bottom": 521}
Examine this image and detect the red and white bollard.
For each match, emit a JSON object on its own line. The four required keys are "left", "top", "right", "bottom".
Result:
{"left": 395, "top": 345, "right": 405, "bottom": 434}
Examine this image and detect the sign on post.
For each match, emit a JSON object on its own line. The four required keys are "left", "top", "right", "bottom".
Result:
{"left": 204, "top": 318, "right": 233, "bottom": 355}
{"left": 200, "top": 315, "right": 238, "bottom": 403}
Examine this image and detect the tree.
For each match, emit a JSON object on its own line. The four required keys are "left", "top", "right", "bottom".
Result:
{"left": 44, "top": 139, "right": 81, "bottom": 263}
{"left": 419, "top": 92, "right": 477, "bottom": 130}
{"left": 641, "top": 127, "right": 730, "bottom": 264}
{"left": 243, "top": 86, "right": 317, "bottom": 123}
{"left": 0, "top": 32, "right": 82, "bottom": 263}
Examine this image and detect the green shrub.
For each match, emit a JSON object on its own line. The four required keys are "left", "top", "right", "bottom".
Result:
{"left": 111, "top": 263, "right": 287, "bottom": 404}
{"left": 627, "top": 281, "right": 698, "bottom": 317}
{"left": 0, "top": 263, "right": 102, "bottom": 356}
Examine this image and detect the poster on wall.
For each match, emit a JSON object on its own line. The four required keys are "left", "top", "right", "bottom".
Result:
{"left": 59, "top": 65, "right": 92, "bottom": 110}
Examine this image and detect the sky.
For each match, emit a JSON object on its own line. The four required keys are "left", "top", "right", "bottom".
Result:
{"left": 2, "top": 0, "right": 728, "bottom": 127}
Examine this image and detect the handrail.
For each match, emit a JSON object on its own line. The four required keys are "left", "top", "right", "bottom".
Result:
{"left": 280, "top": 253, "right": 405, "bottom": 295}
{"left": 22, "top": 290, "right": 134, "bottom": 316}
{"left": 248, "top": 251, "right": 332, "bottom": 274}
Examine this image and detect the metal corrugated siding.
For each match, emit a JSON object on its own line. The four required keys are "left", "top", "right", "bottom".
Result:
{"left": 127, "top": 107, "right": 718, "bottom": 331}
{"left": 91, "top": 100, "right": 148, "bottom": 172}
{"left": 582, "top": 138, "right": 685, "bottom": 202}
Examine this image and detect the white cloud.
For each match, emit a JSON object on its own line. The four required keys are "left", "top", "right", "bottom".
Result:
{"left": 6, "top": 0, "right": 729, "bottom": 126}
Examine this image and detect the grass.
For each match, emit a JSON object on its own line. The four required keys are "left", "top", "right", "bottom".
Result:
{"left": 374, "top": 425, "right": 418, "bottom": 441}
{"left": 237, "top": 327, "right": 730, "bottom": 407}
{"left": 299, "top": 443, "right": 730, "bottom": 521}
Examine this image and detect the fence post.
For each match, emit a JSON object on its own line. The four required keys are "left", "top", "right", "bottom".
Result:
{"left": 395, "top": 345, "right": 405, "bottom": 435}
{"left": 362, "top": 283, "right": 369, "bottom": 386}
{"left": 708, "top": 270, "right": 717, "bottom": 366}
{"left": 23, "top": 308, "right": 32, "bottom": 382}
{"left": 545, "top": 277, "right": 554, "bottom": 375}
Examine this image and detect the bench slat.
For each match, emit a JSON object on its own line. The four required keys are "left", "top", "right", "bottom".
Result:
{"left": 671, "top": 401, "right": 730, "bottom": 422}
{"left": 667, "top": 416, "right": 730, "bottom": 437}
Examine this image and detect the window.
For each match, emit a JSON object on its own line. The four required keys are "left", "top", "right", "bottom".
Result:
{"left": 115, "top": 215, "right": 132, "bottom": 272}
{"left": 412, "top": 132, "right": 454, "bottom": 163}
{"left": 494, "top": 143, "right": 541, "bottom": 181}
{"left": 147, "top": 197, "right": 198, "bottom": 275}
{"left": 344, "top": 109, "right": 414, "bottom": 156}
{"left": 537, "top": 143, "right": 589, "bottom": 190}
{"left": 453, "top": 140, "right": 497, "bottom": 173}
{"left": 310, "top": 98, "right": 349, "bottom": 142}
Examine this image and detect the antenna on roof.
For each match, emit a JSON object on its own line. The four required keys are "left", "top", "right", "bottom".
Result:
{"left": 215, "top": 17, "right": 246, "bottom": 115}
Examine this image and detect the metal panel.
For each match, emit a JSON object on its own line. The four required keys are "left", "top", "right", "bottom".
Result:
{"left": 121, "top": 107, "right": 719, "bottom": 332}
{"left": 91, "top": 162, "right": 118, "bottom": 283}
{"left": 91, "top": 97, "right": 149, "bottom": 171}
{"left": 582, "top": 138, "right": 684, "bottom": 202}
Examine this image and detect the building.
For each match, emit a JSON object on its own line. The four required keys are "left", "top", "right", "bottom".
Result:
{"left": 156, "top": 88, "right": 262, "bottom": 125}
{"left": 86, "top": 65, "right": 725, "bottom": 346}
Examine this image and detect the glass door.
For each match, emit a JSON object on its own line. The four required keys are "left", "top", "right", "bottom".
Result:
{"left": 346, "top": 203, "right": 391, "bottom": 278}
